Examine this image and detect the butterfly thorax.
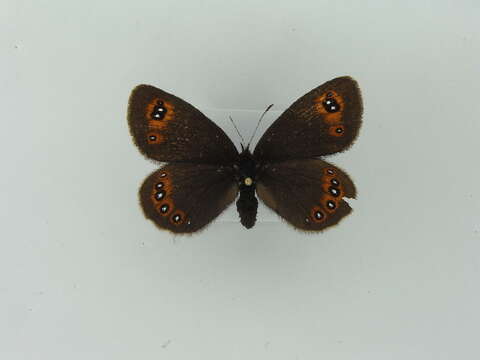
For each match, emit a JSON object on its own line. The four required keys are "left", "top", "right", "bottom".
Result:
{"left": 234, "top": 149, "right": 258, "bottom": 229}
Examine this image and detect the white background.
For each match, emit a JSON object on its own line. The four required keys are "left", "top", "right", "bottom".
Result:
{"left": 2, "top": 1, "right": 480, "bottom": 359}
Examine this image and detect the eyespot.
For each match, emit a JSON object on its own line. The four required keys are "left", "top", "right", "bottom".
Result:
{"left": 155, "top": 182, "right": 164, "bottom": 189}
{"left": 325, "top": 168, "right": 335, "bottom": 176}
{"left": 147, "top": 132, "right": 163, "bottom": 144}
{"left": 322, "top": 98, "right": 341, "bottom": 113}
{"left": 326, "top": 200, "right": 336, "bottom": 210}
{"left": 157, "top": 199, "right": 173, "bottom": 216}
{"left": 310, "top": 206, "right": 326, "bottom": 223}
{"left": 155, "top": 190, "right": 166, "bottom": 200}
{"left": 331, "top": 178, "right": 340, "bottom": 186}
{"left": 170, "top": 210, "right": 186, "bottom": 225}
{"left": 328, "top": 125, "right": 345, "bottom": 137}
{"left": 150, "top": 100, "right": 167, "bottom": 120}
{"left": 315, "top": 91, "right": 344, "bottom": 121}
{"left": 328, "top": 186, "right": 340, "bottom": 197}
{"left": 159, "top": 172, "right": 167, "bottom": 178}
{"left": 146, "top": 98, "right": 174, "bottom": 125}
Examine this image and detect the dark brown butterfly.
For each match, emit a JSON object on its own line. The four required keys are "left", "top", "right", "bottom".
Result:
{"left": 127, "top": 76, "right": 362, "bottom": 233}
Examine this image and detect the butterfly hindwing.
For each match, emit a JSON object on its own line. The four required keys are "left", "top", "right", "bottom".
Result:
{"left": 128, "top": 85, "right": 238, "bottom": 164}
{"left": 254, "top": 76, "right": 362, "bottom": 161}
{"left": 139, "top": 163, "right": 238, "bottom": 233}
{"left": 256, "top": 159, "right": 356, "bottom": 231}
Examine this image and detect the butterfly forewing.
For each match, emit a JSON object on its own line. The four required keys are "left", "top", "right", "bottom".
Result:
{"left": 254, "top": 77, "right": 362, "bottom": 161}
{"left": 128, "top": 85, "right": 238, "bottom": 164}
{"left": 256, "top": 159, "right": 356, "bottom": 231}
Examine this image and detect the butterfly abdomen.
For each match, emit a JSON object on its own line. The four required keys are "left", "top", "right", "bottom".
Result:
{"left": 236, "top": 186, "right": 258, "bottom": 229}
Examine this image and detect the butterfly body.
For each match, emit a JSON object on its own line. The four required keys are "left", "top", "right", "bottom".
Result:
{"left": 128, "top": 77, "right": 362, "bottom": 233}
{"left": 234, "top": 148, "right": 259, "bottom": 229}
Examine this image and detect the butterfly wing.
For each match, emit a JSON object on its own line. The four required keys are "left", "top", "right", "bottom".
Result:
{"left": 254, "top": 77, "right": 362, "bottom": 161}
{"left": 140, "top": 163, "right": 238, "bottom": 233}
{"left": 128, "top": 85, "right": 238, "bottom": 164}
{"left": 256, "top": 159, "right": 356, "bottom": 231}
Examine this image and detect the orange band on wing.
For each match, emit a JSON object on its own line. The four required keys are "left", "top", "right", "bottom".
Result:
{"left": 146, "top": 98, "right": 175, "bottom": 128}
{"left": 310, "top": 206, "right": 327, "bottom": 223}
{"left": 328, "top": 125, "right": 345, "bottom": 137}
{"left": 321, "top": 194, "right": 339, "bottom": 213}
{"left": 314, "top": 91, "right": 344, "bottom": 125}
{"left": 147, "top": 132, "right": 165, "bottom": 144}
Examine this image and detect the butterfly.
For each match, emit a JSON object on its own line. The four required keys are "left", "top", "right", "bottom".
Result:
{"left": 127, "top": 76, "right": 362, "bottom": 233}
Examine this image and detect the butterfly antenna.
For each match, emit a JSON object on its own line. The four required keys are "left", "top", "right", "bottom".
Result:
{"left": 229, "top": 115, "right": 246, "bottom": 149}
{"left": 247, "top": 104, "right": 273, "bottom": 149}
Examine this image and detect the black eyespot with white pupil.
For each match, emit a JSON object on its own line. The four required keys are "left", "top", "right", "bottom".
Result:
{"left": 155, "top": 190, "right": 165, "bottom": 200}
{"left": 314, "top": 211, "right": 324, "bottom": 220}
{"left": 160, "top": 204, "right": 169, "bottom": 213}
{"left": 335, "top": 127, "right": 343, "bottom": 134}
{"left": 327, "top": 200, "right": 336, "bottom": 209}
{"left": 327, "top": 169, "right": 335, "bottom": 175}
{"left": 331, "top": 178, "right": 340, "bottom": 186}
{"left": 172, "top": 214, "right": 182, "bottom": 223}
{"left": 149, "top": 135, "right": 157, "bottom": 141}
{"left": 151, "top": 101, "right": 167, "bottom": 120}
{"left": 156, "top": 182, "right": 164, "bottom": 189}
{"left": 322, "top": 97, "right": 340, "bottom": 113}
{"left": 329, "top": 186, "right": 340, "bottom": 197}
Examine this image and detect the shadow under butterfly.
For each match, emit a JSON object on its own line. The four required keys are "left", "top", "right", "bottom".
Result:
{"left": 127, "top": 76, "right": 363, "bottom": 233}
